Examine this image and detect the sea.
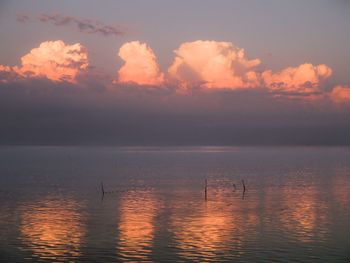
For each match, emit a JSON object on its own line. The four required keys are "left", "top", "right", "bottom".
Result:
{"left": 0, "top": 146, "right": 349, "bottom": 262}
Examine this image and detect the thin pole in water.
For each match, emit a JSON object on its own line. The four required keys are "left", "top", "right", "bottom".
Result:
{"left": 205, "top": 179, "right": 208, "bottom": 201}
{"left": 101, "top": 182, "right": 105, "bottom": 196}
{"left": 242, "top": 180, "right": 246, "bottom": 192}
{"left": 241, "top": 180, "right": 246, "bottom": 200}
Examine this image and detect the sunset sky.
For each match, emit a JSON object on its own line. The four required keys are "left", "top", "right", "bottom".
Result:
{"left": 1, "top": 0, "right": 350, "bottom": 145}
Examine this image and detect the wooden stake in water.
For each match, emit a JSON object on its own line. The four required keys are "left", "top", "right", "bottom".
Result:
{"left": 242, "top": 179, "right": 246, "bottom": 192}
{"left": 205, "top": 179, "right": 208, "bottom": 201}
{"left": 101, "top": 182, "right": 105, "bottom": 196}
{"left": 241, "top": 180, "right": 246, "bottom": 200}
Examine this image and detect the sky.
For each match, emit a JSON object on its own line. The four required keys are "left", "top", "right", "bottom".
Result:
{"left": 0, "top": 0, "right": 350, "bottom": 145}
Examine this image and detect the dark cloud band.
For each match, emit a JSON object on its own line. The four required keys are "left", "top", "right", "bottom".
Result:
{"left": 17, "top": 13, "right": 125, "bottom": 37}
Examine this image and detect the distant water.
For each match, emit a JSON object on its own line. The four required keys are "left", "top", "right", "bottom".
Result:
{"left": 0, "top": 146, "right": 350, "bottom": 262}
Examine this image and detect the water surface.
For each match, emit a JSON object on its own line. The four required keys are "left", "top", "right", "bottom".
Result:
{"left": 0, "top": 146, "right": 350, "bottom": 262}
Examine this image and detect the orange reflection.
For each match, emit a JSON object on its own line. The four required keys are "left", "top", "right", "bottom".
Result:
{"left": 332, "top": 168, "right": 350, "bottom": 206}
{"left": 171, "top": 190, "right": 258, "bottom": 261}
{"left": 117, "top": 189, "right": 158, "bottom": 261}
{"left": 20, "top": 197, "right": 85, "bottom": 261}
{"left": 280, "top": 186, "right": 318, "bottom": 242}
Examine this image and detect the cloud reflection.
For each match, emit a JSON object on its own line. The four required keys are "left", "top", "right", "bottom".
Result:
{"left": 117, "top": 189, "right": 158, "bottom": 261}
{"left": 332, "top": 168, "right": 350, "bottom": 206}
{"left": 280, "top": 186, "right": 327, "bottom": 243}
{"left": 170, "top": 190, "right": 258, "bottom": 262}
{"left": 19, "top": 196, "right": 86, "bottom": 261}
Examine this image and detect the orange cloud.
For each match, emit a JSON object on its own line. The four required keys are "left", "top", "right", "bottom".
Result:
{"left": 167, "top": 40, "right": 334, "bottom": 99}
{"left": 262, "top": 63, "right": 332, "bottom": 98}
{"left": 168, "top": 40, "right": 261, "bottom": 90}
{"left": 0, "top": 65, "right": 22, "bottom": 82}
{"left": 330, "top": 85, "right": 350, "bottom": 103}
{"left": 1, "top": 39, "right": 340, "bottom": 103}
{"left": 117, "top": 41, "right": 164, "bottom": 86}
{"left": 0, "top": 40, "right": 88, "bottom": 83}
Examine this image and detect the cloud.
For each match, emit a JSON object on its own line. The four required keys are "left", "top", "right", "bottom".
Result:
{"left": 16, "top": 13, "right": 30, "bottom": 23}
{"left": 0, "top": 40, "right": 89, "bottom": 83}
{"left": 0, "top": 65, "right": 26, "bottom": 84}
{"left": 117, "top": 41, "right": 164, "bottom": 86}
{"left": 330, "top": 85, "right": 350, "bottom": 103}
{"left": 168, "top": 40, "right": 261, "bottom": 91}
{"left": 167, "top": 40, "right": 334, "bottom": 99}
{"left": 0, "top": 38, "right": 338, "bottom": 102}
{"left": 262, "top": 64, "right": 332, "bottom": 98}
{"left": 18, "top": 13, "right": 125, "bottom": 37}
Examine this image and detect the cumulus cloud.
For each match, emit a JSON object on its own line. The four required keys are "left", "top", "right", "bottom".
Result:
{"left": 117, "top": 41, "right": 164, "bottom": 86}
{"left": 0, "top": 38, "right": 339, "bottom": 102}
{"left": 167, "top": 40, "right": 334, "bottom": 99}
{"left": 330, "top": 85, "right": 350, "bottom": 103}
{"left": 262, "top": 64, "right": 332, "bottom": 98}
{"left": 0, "top": 40, "right": 89, "bottom": 83}
{"left": 0, "top": 65, "right": 23, "bottom": 83}
{"left": 168, "top": 40, "right": 261, "bottom": 90}
{"left": 17, "top": 13, "right": 125, "bottom": 37}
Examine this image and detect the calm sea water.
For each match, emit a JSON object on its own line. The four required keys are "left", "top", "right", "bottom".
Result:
{"left": 0, "top": 146, "right": 350, "bottom": 262}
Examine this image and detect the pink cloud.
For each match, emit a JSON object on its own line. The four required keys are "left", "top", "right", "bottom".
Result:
{"left": 117, "top": 41, "right": 164, "bottom": 86}
{"left": 330, "top": 85, "right": 350, "bottom": 103}
{"left": 0, "top": 65, "right": 22, "bottom": 83}
{"left": 1, "top": 39, "right": 343, "bottom": 104}
{"left": 166, "top": 40, "right": 334, "bottom": 99}
{"left": 168, "top": 40, "right": 261, "bottom": 91}
{"left": 262, "top": 64, "right": 332, "bottom": 98}
{"left": 0, "top": 40, "right": 88, "bottom": 83}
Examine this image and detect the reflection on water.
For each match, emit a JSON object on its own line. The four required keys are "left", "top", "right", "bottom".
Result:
{"left": 281, "top": 187, "right": 316, "bottom": 242}
{"left": 171, "top": 189, "right": 258, "bottom": 262}
{"left": 19, "top": 196, "right": 85, "bottom": 261}
{"left": 117, "top": 189, "right": 158, "bottom": 261}
{"left": 1, "top": 147, "right": 350, "bottom": 262}
{"left": 280, "top": 185, "right": 327, "bottom": 243}
{"left": 332, "top": 168, "right": 350, "bottom": 206}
